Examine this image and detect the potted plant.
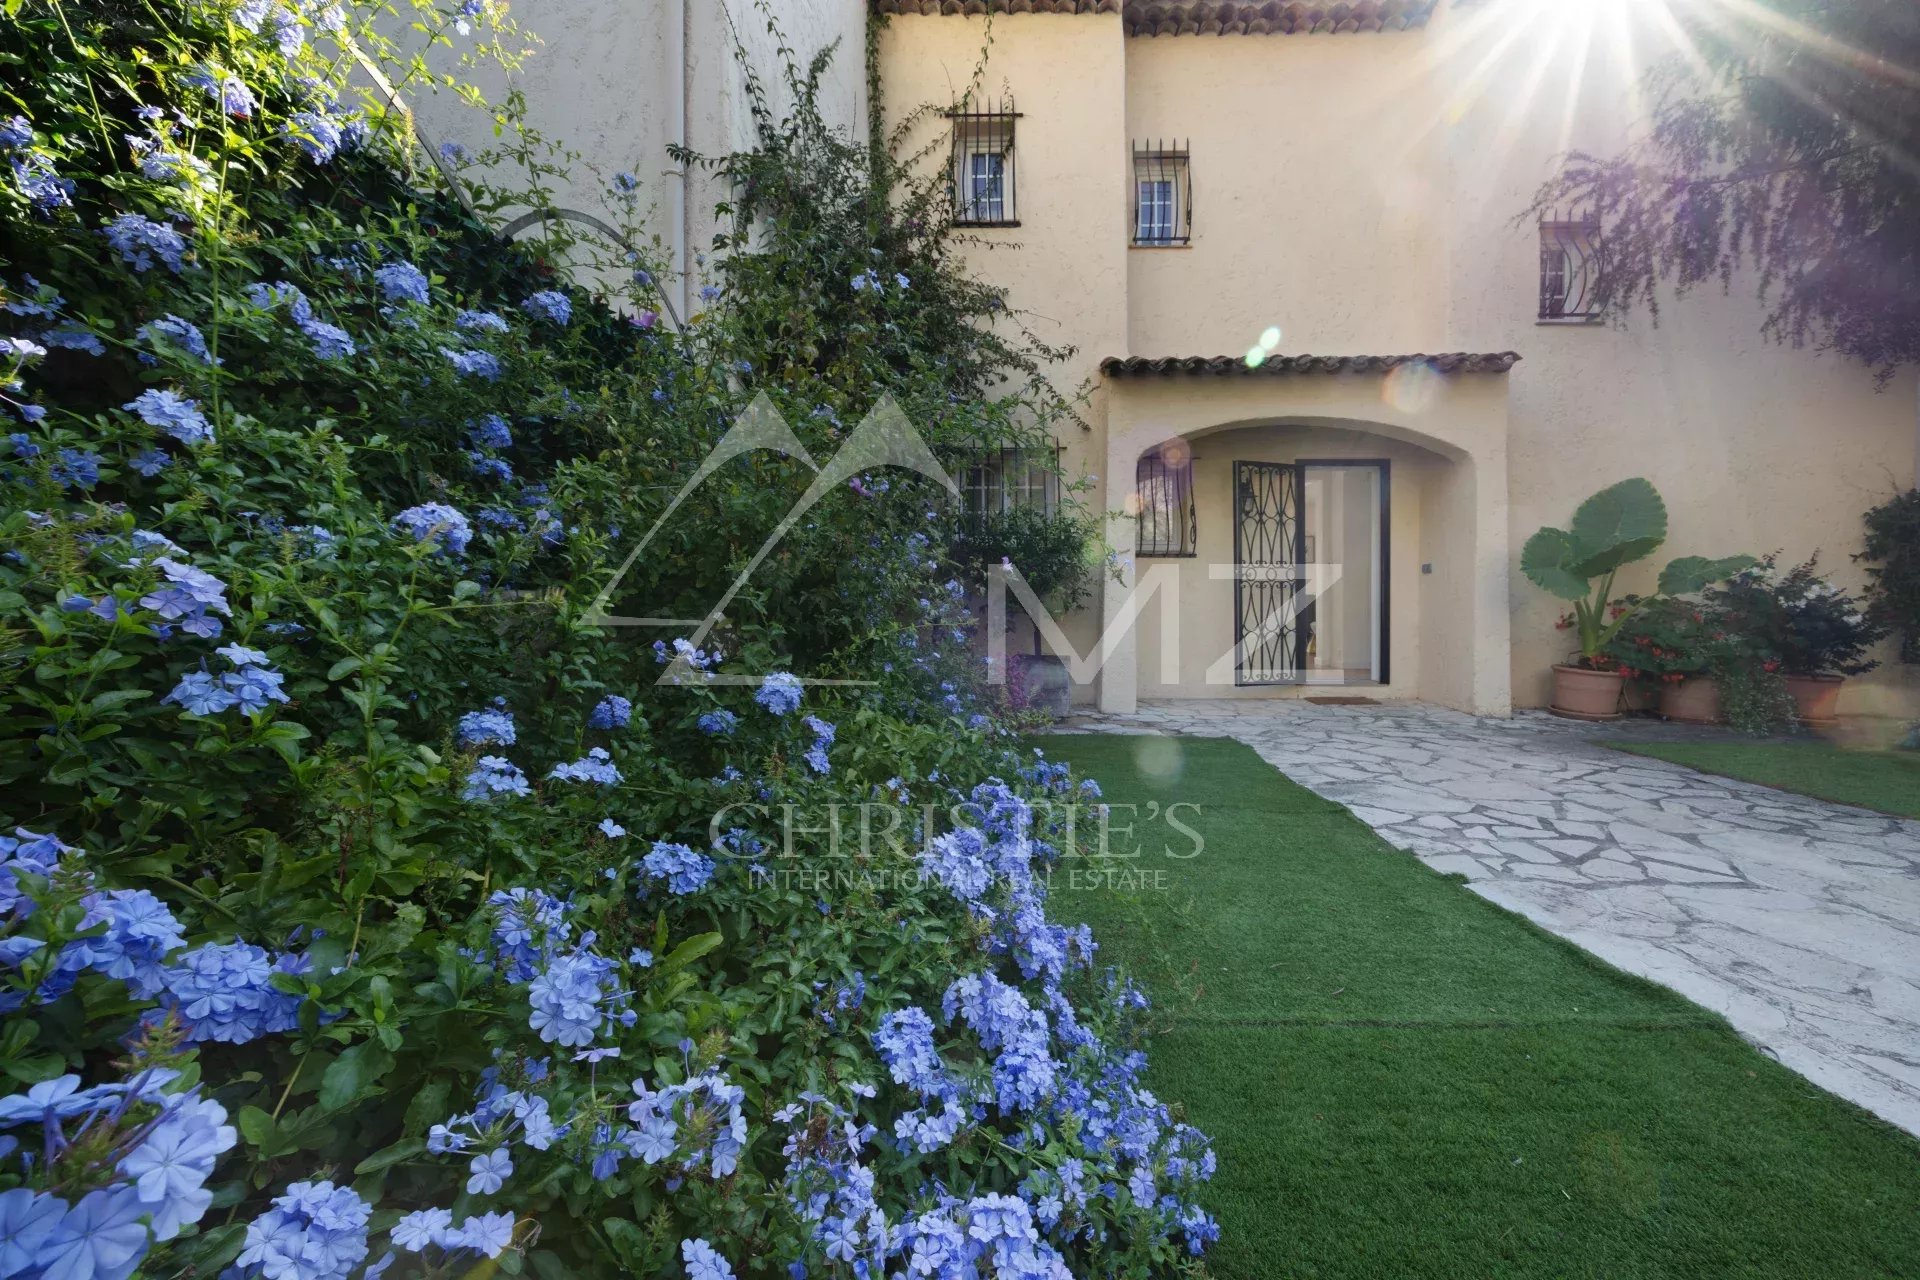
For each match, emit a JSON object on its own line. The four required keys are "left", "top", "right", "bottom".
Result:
{"left": 1708, "top": 555, "right": 1886, "bottom": 728}
{"left": 956, "top": 504, "right": 1094, "bottom": 719}
{"left": 1522, "top": 477, "right": 1755, "bottom": 720}
{"left": 1605, "top": 595, "right": 1724, "bottom": 723}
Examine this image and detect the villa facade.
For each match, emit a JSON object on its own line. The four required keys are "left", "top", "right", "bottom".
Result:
{"left": 873, "top": 0, "right": 1920, "bottom": 718}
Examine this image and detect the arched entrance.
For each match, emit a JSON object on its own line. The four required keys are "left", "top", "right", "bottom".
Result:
{"left": 1096, "top": 359, "right": 1516, "bottom": 716}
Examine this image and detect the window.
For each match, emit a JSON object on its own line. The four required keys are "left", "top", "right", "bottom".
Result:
{"left": 1135, "top": 444, "right": 1196, "bottom": 557}
{"left": 963, "top": 448, "right": 1058, "bottom": 517}
{"left": 950, "top": 99, "right": 1019, "bottom": 226}
{"left": 1132, "top": 142, "right": 1191, "bottom": 246}
{"left": 1538, "top": 215, "right": 1602, "bottom": 321}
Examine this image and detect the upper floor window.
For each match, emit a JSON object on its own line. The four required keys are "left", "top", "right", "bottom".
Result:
{"left": 963, "top": 447, "right": 1058, "bottom": 517}
{"left": 950, "top": 98, "right": 1019, "bottom": 226}
{"left": 1135, "top": 443, "right": 1196, "bottom": 557}
{"left": 1538, "top": 214, "right": 1603, "bottom": 321}
{"left": 1132, "top": 142, "right": 1192, "bottom": 246}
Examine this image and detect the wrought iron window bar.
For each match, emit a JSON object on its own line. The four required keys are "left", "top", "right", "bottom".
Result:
{"left": 1135, "top": 445, "right": 1197, "bottom": 557}
{"left": 1538, "top": 213, "right": 1604, "bottom": 322}
{"left": 949, "top": 97, "right": 1021, "bottom": 227}
{"left": 962, "top": 446, "right": 1060, "bottom": 517}
{"left": 1132, "top": 141, "right": 1192, "bottom": 246}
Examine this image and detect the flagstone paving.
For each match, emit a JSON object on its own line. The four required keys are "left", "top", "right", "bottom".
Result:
{"left": 1055, "top": 700, "right": 1920, "bottom": 1135}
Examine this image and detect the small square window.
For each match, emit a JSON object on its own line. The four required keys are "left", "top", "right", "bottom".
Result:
{"left": 1132, "top": 143, "right": 1191, "bottom": 246}
{"left": 1539, "top": 216, "right": 1603, "bottom": 321}
{"left": 963, "top": 447, "right": 1059, "bottom": 517}
{"left": 951, "top": 99, "right": 1019, "bottom": 226}
{"left": 1136, "top": 444, "right": 1196, "bottom": 556}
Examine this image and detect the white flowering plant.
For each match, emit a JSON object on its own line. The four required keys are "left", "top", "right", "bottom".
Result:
{"left": 1707, "top": 554, "right": 1888, "bottom": 678}
{"left": 0, "top": 3, "right": 1216, "bottom": 1279}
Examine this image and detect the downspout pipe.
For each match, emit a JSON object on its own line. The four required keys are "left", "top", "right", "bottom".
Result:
{"left": 667, "top": 0, "right": 690, "bottom": 320}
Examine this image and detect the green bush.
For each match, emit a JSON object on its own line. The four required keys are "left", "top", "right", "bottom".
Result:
{"left": 1861, "top": 488, "right": 1920, "bottom": 663}
{"left": 0, "top": 4, "right": 1215, "bottom": 1279}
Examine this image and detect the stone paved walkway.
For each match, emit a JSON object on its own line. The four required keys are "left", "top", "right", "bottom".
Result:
{"left": 1058, "top": 700, "right": 1920, "bottom": 1135}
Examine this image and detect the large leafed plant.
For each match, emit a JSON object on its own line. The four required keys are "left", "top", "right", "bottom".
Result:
{"left": 1522, "top": 477, "right": 1754, "bottom": 665}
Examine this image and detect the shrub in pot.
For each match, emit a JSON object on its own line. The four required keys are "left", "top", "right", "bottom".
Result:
{"left": 1861, "top": 488, "right": 1920, "bottom": 664}
{"left": 1605, "top": 596, "right": 1725, "bottom": 723}
{"left": 956, "top": 504, "right": 1095, "bottom": 717}
{"left": 1708, "top": 555, "right": 1886, "bottom": 726}
{"left": 1522, "top": 478, "right": 1755, "bottom": 720}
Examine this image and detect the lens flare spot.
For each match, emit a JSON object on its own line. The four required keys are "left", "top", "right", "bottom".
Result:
{"left": 1132, "top": 736, "right": 1185, "bottom": 783}
{"left": 1382, "top": 360, "right": 1441, "bottom": 414}
{"left": 1156, "top": 437, "right": 1192, "bottom": 468}
{"left": 1244, "top": 347, "right": 1266, "bottom": 369}
{"left": 1259, "top": 326, "right": 1282, "bottom": 350}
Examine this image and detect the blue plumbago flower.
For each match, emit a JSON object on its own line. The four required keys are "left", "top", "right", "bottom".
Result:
{"left": 456, "top": 707, "right": 516, "bottom": 747}
{"left": 270, "top": 6, "right": 305, "bottom": 56}
{"left": 611, "top": 172, "right": 638, "bottom": 194}
{"left": 462, "top": 756, "right": 529, "bottom": 802}
{"left": 184, "top": 67, "right": 256, "bottom": 119}
{"left": 453, "top": 0, "right": 488, "bottom": 35}
{"left": 450, "top": 1212, "right": 514, "bottom": 1258}
{"left": 597, "top": 818, "right": 626, "bottom": 839}
{"left": 439, "top": 141, "right": 467, "bottom": 164}
{"left": 640, "top": 840, "right": 713, "bottom": 895}
{"left": 243, "top": 280, "right": 313, "bottom": 323}
{"left": 116, "top": 1091, "right": 236, "bottom": 1240}
{"left": 698, "top": 284, "right": 721, "bottom": 303}
{"left": 626, "top": 947, "right": 652, "bottom": 967}
{"left": 164, "top": 670, "right": 238, "bottom": 715}
{"left": 440, "top": 347, "right": 501, "bottom": 380}
{"left": 300, "top": 319, "right": 355, "bottom": 361}
{"left": 455, "top": 311, "right": 510, "bottom": 335}
{"left": 136, "top": 316, "right": 217, "bottom": 366}
{"left": 158, "top": 942, "right": 308, "bottom": 1043}
{"left": 518, "top": 291, "right": 571, "bottom": 326}
{"left": 485, "top": 888, "right": 570, "bottom": 981}
{"left": 467, "top": 413, "right": 512, "bottom": 448}
{"left": 28, "top": 1187, "right": 148, "bottom": 1280}
{"left": 548, "top": 747, "right": 620, "bottom": 786}
{"left": 50, "top": 447, "right": 100, "bottom": 490}
{"left": 651, "top": 637, "right": 721, "bottom": 671}
{"left": 467, "top": 453, "right": 510, "bottom": 482}
{"left": 390, "top": 1208, "right": 452, "bottom": 1253}
{"left": 895, "top": 272, "right": 910, "bottom": 289}
{"left": 801, "top": 715, "right": 835, "bottom": 775}
{"left": 130, "top": 448, "right": 172, "bottom": 477}
{"left": 234, "top": 1181, "right": 369, "bottom": 1280}
{"left": 140, "top": 559, "right": 232, "bottom": 638}
{"left": 527, "top": 949, "right": 624, "bottom": 1047}
{"left": 139, "top": 150, "right": 216, "bottom": 191}
{"left": 391, "top": 503, "right": 472, "bottom": 556}
{"left": 465, "top": 1147, "right": 511, "bottom": 1196}
{"left": 51, "top": 888, "right": 185, "bottom": 999}
{"left": 41, "top": 323, "right": 105, "bottom": 356}
{"left": 373, "top": 261, "right": 429, "bottom": 305}
{"left": 587, "top": 695, "right": 631, "bottom": 730}
{"left": 695, "top": 709, "right": 736, "bottom": 736}
{"left": 0, "top": 117, "right": 31, "bottom": 149}
{"left": 11, "top": 152, "right": 74, "bottom": 214}
{"left": 628, "top": 1073, "right": 743, "bottom": 1176}
{"left": 102, "top": 215, "right": 187, "bottom": 273}
{"left": 286, "top": 110, "right": 343, "bottom": 163}
{"left": 850, "top": 269, "right": 883, "bottom": 293}
{"left": 124, "top": 389, "right": 213, "bottom": 446}
{"left": 754, "top": 671, "right": 803, "bottom": 716}
{"left": 680, "top": 1239, "right": 735, "bottom": 1280}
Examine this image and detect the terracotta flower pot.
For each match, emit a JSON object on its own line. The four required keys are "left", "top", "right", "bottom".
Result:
{"left": 1550, "top": 664, "right": 1626, "bottom": 721}
{"left": 1657, "top": 676, "right": 1722, "bottom": 725}
{"left": 1783, "top": 673, "right": 1844, "bottom": 729}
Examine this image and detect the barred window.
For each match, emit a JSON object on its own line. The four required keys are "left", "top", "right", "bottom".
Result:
{"left": 1132, "top": 142, "right": 1191, "bottom": 246}
{"left": 1135, "top": 444, "right": 1196, "bottom": 557}
{"left": 1539, "top": 215, "right": 1602, "bottom": 321}
{"left": 963, "top": 448, "right": 1059, "bottom": 516}
{"left": 951, "top": 99, "right": 1019, "bottom": 226}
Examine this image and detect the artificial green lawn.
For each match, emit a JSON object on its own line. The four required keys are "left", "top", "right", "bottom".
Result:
{"left": 1032, "top": 733, "right": 1920, "bottom": 1279}
{"left": 1611, "top": 740, "right": 1920, "bottom": 820}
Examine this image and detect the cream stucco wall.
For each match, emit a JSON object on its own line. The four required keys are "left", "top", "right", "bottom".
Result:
{"left": 878, "top": 3, "right": 1920, "bottom": 717}
{"left": 399, "top": 0, "right": 868, "bottom": 310}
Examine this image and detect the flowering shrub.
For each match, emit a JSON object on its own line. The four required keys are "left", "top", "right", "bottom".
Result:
{"left": 0, "top": 3, "right": 1211, "bottom": 1279}
{"left": 1708, "top": 555, "right": 1887, "bottom": 677}
{"left": 1861, "top": 488, "right": 1920, "bottom": 664}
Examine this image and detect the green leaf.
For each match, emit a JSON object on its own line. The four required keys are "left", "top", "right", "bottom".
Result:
{"left": 1567, "top": 477, "right": 1667, "bottom": 572}
{"left": 1657, "top": 554, "right": 1757, "bottom": 595}
{"left": 1520, "top": 528, "right": 1589, "bottom": 600}
{"left": 318, "top": 1041, "right": 396, "bottom": 1112}
{"left": 354, "top": 1137, "right": 426, "bottom": 1175}
{"left": 658, "top": 931, "right": 724, "bottom": 976}
{"left": 237, "top": 1105, "right": 277, "bottom": 1148}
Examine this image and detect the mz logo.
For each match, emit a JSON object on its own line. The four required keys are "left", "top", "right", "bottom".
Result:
{"left": 586, "top": 393, "right": 959, "bottom": 687}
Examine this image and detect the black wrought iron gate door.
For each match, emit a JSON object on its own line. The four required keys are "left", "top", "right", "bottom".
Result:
{"left": 1233, "top": 462, "right": 1301, "bottom": 686}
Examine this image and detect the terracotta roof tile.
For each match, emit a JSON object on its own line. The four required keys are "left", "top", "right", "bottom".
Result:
{"left": 872, "top": 2, "right": 1438, "bottom": 34}
{"left": 1101, "top": 352, "right": 1522, "bottom": 376}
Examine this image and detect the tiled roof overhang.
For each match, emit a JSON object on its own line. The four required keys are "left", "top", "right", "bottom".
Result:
{"left": 1101, "top": 352, "right": 1522, "bottom": 376}
{"left": 873, "top": 2, "right": 1438, "bottom": 36}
